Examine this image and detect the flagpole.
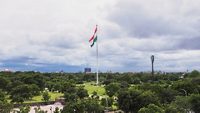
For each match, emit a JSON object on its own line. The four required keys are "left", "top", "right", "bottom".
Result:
{"left": 96, "top": 25, "right": 99, "bottom": 85}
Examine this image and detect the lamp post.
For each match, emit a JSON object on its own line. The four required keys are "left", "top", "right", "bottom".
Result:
{"left": 151, "top": 55, "right": 154, "bottom": 75}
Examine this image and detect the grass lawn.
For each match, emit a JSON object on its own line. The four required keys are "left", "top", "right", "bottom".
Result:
{"left": 24, "top": 82, "right": 105, "bottom": 103}
{"left": 24, "top": 92, "right": 63, "bottom": 103}
{"left": 83, "top": 82, "right": 106, "bottom": 96}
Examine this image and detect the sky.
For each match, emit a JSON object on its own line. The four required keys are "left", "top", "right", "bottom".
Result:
{"left": 0, "top": 0, "right": 200, "bottom": 72}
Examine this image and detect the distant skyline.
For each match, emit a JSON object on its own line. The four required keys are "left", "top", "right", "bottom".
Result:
{"left": 0, "top": 0, "right": 200, "bottom": 72}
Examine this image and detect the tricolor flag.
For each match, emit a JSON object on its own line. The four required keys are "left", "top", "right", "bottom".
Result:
{"left": 89, "top": 25, "right": 98, "bottom": 47}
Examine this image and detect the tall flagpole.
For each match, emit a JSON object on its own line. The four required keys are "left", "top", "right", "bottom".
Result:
{"left": 96, "top": 25, "right": 99, "bottom": 85}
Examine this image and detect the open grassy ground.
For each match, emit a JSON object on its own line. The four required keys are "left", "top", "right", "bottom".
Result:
{"left": 24, "top": 92, "right": 63, "bottom": 103}
{"left": 24, "top": 82, "right": 105, "bottom": 103}
{"left": 83, "top": 82, "right": 106, "bottom": 96}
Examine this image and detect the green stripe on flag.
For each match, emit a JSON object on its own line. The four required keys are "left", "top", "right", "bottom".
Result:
{"left": 90, "top": 35, "right": 97, "bottom": 47}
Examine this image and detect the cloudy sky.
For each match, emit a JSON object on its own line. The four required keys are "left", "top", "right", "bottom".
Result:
{"left": 0, "top": 0, "right": 200, "bottom": 72}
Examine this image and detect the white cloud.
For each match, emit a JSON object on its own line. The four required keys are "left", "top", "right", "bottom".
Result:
{"left": 0, "top": 0, "right": 199, "bottom": 72}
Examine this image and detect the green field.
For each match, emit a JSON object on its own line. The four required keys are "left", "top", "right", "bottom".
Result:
{"left": 24, "top": 92, "right": 63, "bottom": 103}
{"left": 83, "top": 82, "right": 106, "bottom": 96}
{"left": 24, "top": 82, "right": 106, "bottom": 103}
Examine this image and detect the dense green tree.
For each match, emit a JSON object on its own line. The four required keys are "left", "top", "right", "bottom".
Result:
{"left": 54, "top": 107, "right": 61, "bottom": 113}
{"left": 34, "top": 107, "right": 47, "bottom": 113}
{"left": 42, "top": 91, "right": 51, "bottom": 103}
{"left": 101, "top": 97, "right": 113, "bottom": 107}
{"left": 76, "top": 86, "right": 89, "bottom": 99}
{"left": 0, "top": 77, "right": 10, "bottom": 91}
{"left": 189, "top": 94, "right": 200, "bottom": 113}
{"left": 172, "top": 80, "right": 199, "bottom": 95}
{"left": 16, "top": 106, "right": 30, "bottom": 113}
{"left": 158, "top": 88, "right": 178, "bottom": 104}
{"left": 105, "top": 83, "right": 120, "bottom": 97}
{"left": 10, "top": 84, "right": 39, "bottom": 103}
{"left": 189, "top": 70, "right": 200, "bottom": 78}
{"left": 118, "top": 89, "right": 159, "bottom": 113}
{"left": 64, "top": 92, "right": 78, "bottom": 102}
{"left": 62, "top": 99, "right": 103, "bottom": 113}
{"left": 138, "top": 104, "right": 164, "bottom": 113}
{"left": 0, "top": 90, "right": 13, "bottom": 113}
{"left": 61, "top": 82, "right": 76, "bottom": 93}
{"left": 165, "top": 96, "right": 190, "bottom": 113}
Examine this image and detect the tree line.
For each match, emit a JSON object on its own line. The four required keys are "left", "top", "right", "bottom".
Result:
{"left": 0, "top": 70, "right": 200, "bottom": 113}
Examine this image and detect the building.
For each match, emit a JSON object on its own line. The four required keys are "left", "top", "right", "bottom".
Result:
{"left": 84, "top": 68, "right": 91, "bottom": 73}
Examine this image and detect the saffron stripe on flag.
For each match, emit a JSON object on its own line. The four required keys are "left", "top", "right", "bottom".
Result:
{"left": 89, "top": 26, "right": 97, "bottom": 42}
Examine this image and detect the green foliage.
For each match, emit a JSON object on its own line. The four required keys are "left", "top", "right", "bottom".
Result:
{"left": 138, "top": 104, "right": 164, "bottom": 113}
{"left": 189, "top": 94, "right": 200, "bottom": 112}
{"left": 10, "top": 84, "right": 39, "bottom": 103}
{"left": 61, "top": 82, "right": 76, "bottom": 93}
{"left": 0, "top": 71, "right": 199, "bottom": 112}
{"left": 172, "top": 80, "right": 199, "bottom": 95}
{"left": 76, "top": 86, "right": 89, "bottom": 99}
{"left": 101, "top": 97, "right": 113, "bottom": 107}
{"left": 34, "top": 107, "right": 47, "bottom": 113}
{"left": 0, "top": 77, "right": 10, "bottom": 91}
{"left": 0, "top": 102, "right": 13, "bottom": 113}
{"left": 0, "top": 90, "right": 13, "bottom": 113}
{"left": 158, "top": 88, "right": 178, "bottom": 104}
{"left": 62, "top": 99, "right": 103, "bottom": 113}
{"left": 42, "top": 91, "right": 51, "bottom": 102}
{"left": 64, "top": 92, "right": 78, "bottom": 102}
{"left": 118, "top": 89, "right": 159, "bottom": 113}
{"left": 54, "top": 107, "right": 61, "bottom": 113}
{"left": 189, "top": 70, "right": 200, "bottom": 78}
{"left": 105, "top": 83, "right": 120, "bottom": 97}
{"left": 165, "top": 96, "right": 189, "bottom": 113}
{"left": 17, "top": 106, "right": 30, "bottom": 113}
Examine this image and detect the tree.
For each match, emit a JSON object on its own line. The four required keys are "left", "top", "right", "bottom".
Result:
{"left": 34, "top": 107, "right": 47, "bottom": 113}
{"left": 10, "top": 84, "right": 37, "bottom": 103}
{"left": 118, "top": 89, "right": 159, "bottom": 113}
{"left": 62, "top": 99, "right": 103, "bottom": 113}
{"left": 0, "top": 90, "right": 13, "bottom": 113}
{"left": 158, "top": 88, "right": 178, "bottom": 104}
{"left": 54, "top": 107, "right": 61, "bottom": 113}
{"left": 42, "top": 91, "right": 51, "bottom": 103}
{"left": 16, "top": 106, "right": 30, "bottom": 113}
{"left": 189, "top": 94, "right": 200, "bottom": 113}
{"left": 76, "top": 87, "right": 89, "bottom": 99}
{"left": 138, "top": 104, "right": 164, "bottom": 113}
{"left": 64, "top": 92, "right": 77, "bottom": 102}
{"left": 105, "top": 83, "right": 120, "bottom": 97}
{"left": 189, "top": 70, "right": 200, "bottom": 78}
{"left": 61, "top": 82, "right": 76, "bottom": 93}
{"left": 172, "top": 80, "right": 199, "bottom": 95}
{"left": 169, "top": 96, "right": 191, "bottom": 113}
{"left": 101, "top": 97, "right": 113, "bottom": 107}
{"left": 0, "top": 77, "right": 9, "bottom": 91}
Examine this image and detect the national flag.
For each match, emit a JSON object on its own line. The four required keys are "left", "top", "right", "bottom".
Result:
{"left": 89, "top": 26, "right": 97, "bottom": 42}
{"left": 90, "top": 35, "right": 97, "bottom": 47}
{"left": 89, "top": 25, "right": 98, "bottom": 47}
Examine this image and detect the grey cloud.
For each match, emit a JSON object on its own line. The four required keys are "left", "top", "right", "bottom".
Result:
{"left": 108, "top": 0, "right": 200, "bottom": 38}
{"left": 178, "top": 37, "right": 200, "bottom": 50}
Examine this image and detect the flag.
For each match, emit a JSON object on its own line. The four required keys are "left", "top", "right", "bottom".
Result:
{"left": 89, "top": 26, "right": 97, "bottom": 42}
{"left": 89, "top": 25, "right": 98, "bottom": 47}
{"left": 90, "top": 35, "right": 97, "bottom": 47}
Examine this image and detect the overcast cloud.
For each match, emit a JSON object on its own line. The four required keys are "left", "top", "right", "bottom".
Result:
{"left": 0, "top": 0, "right": 199, "bottom": 72}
